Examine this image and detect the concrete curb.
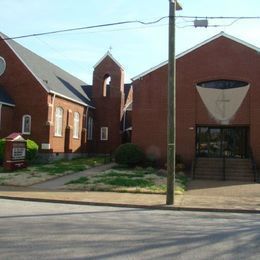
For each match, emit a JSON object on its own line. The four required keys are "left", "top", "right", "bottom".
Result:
{"left": 1, "top": 195, "right": 260, "bottom": 214}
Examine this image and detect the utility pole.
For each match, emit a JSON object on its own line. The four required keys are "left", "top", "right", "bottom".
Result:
{"left": 166, "top": 0, "right": 182, "bottom": 205}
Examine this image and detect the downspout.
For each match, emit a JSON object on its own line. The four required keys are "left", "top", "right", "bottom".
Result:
{"left": 0, "top": 104, "right": 2, "bottom": 129}
{"left": 50, "top": 94, "right": 56, "bottom": 123}
{"left": 123, "top": 108, "right": 126, "bottom": 132}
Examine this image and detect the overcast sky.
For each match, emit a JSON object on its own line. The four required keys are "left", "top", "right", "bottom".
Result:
{"left": 1, "top": 0, "right": 260, "bottom": 83}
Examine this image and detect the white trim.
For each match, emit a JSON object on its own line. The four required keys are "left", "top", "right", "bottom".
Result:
{"left": 50, "top": 93, "right": 56, "bottom": 123}
{"left": 49, "top": 90, "right": 95, "bottom": 109}
{"left": 54, "top": 107, "right": 63, "bottom": 137}
{"left": 125, "top": 127, "right": 132, "bottom": 131}
{"left": 73, "top": 112, "right": 80, "bottom": 139}
{"left": 1, "top": 34, "right": 95, "bottom": 109}
{"left": 100, "top": 127, "right": 108, "bottom": 141}
{"left": 0, "top": 34, "right": 50, "bottom": 93}
{"left": 22, "top": 114, "right": 31, "bottom": 135}
{"left": 131, "top": 60, "right": 168, "bottom": 81}
{"left": 93, "top": 51, "right": 124, "bottom": 70}
{"left": 0, "top": 101, "right": 15, "bottom": 107}
{"left": 0, "top": 56, "right": 6, "bottom": 76}
{"left": 131, "top": 32, "right": 260, "bottom": 81}
{"left": 123, "top": 101, "right": 133, "bottom": 112}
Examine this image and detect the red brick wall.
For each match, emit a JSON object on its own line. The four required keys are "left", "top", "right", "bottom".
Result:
{"left": 50, "top": 96, "right": 87, "bottom": 153}
{"left": 0, "top": 38, "right": 49, "bottom": 146}
{"left": 132, "top": 36, "right": 260, "bottom": 167}
{"left": 92, "top": 55, "right": 124, "bottom": 153}
{"left": 0, "top": 37, "right": 88, "bottom": 154}
{"left": 0, "top": 106, "right": 14, "bottom": 137}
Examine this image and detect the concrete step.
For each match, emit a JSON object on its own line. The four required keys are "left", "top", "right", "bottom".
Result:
{"left": 194, "top": 157, "right": 254, "bottom": 182}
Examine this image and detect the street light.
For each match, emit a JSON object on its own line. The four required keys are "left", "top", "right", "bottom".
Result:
{"left": 166, "top": 0, "right": 182, "bottom": 205}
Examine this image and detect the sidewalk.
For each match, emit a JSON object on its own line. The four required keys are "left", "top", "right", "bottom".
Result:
{"left": 31, "top": 163, "right": 116, "bottom": 190}
{"left": 1, "top": 180, "right": 260, "bottom": 213}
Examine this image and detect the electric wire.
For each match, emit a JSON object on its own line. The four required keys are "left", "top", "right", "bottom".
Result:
{"left": 1, "top": 15, "right": 260, "bottom": 41}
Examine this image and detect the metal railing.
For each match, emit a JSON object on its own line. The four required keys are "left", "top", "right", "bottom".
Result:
{"left": 222, "top": 155, "right": 226, "bottom": 181}
{"left": 191, "top": 157, "right": 197, "bottom": 179}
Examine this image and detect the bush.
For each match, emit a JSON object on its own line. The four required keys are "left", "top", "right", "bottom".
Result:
{"left": 0, "top": 139, "right": 5, "bottom": 163}
{"left": 115, "top": 143, "right": 145, "bottom": 167}
{"left": 0, "top": 138, "right": 38, "bottom": 164}
{"left": 26, "top": 139, "right": 39, "bottom": 161}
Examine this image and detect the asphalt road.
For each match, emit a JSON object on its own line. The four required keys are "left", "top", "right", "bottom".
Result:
{"left": 1, "top": 199, "right": 260, "bottom": 259}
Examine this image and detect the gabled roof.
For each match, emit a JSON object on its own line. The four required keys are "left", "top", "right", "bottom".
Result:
{"left": 131, "top": 32, "right": 260, "bottom": 81}
{"left": 0, "top": 32, "right": 94, "bottom": 108}
{"left": 93, "top": 51, "right": 124, "bottom": 70}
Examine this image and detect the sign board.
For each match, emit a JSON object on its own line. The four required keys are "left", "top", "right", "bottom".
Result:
{"left": 41, "top": 143, "right": 51, "bottom": 150}
{"left": 12, "top": 143, "right": 26, "bottom": 160}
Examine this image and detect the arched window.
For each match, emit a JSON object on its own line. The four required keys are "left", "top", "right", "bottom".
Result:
{"left": 54, "top": 107, "right": 63, "bottom": 136}
{"left": 22, "top": 115, "right": 31, "bottom": 135}
{"left": 73, "top": 112, "right": 80, "bottom": 139}
{"left": 87, "top": 116, "right": 93, "bottom": 140}
{"left": 102, "top": 74, "right": 111, "bottom": 97}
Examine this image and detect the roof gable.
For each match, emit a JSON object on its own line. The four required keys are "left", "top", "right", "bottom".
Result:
{"left": 0, "top": 32, "right": 93, "bottom": 107}
{"left": 131, "top": 32, "right": 260, "bottom": 81}
{"left": 93, "top": 51, "right": 124, "bottom": 70}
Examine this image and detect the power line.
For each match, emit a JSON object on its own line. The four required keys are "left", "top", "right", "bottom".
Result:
{"left": 1, "top": 15, "right": 260, "bottom": 41}
{"left": 1, "top": 17, "right": 168, "bottom": 41}
{"left": 177, "top": 15, "right": 260, "bottom": 20}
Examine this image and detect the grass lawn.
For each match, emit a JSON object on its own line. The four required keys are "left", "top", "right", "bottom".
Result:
{"left": 65, "top": 165, "right": 188, "bottom": 195}
{"left": 0, "top": 156, "right": 107, "bottom": 186}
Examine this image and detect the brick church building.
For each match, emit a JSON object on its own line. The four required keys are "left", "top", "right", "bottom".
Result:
{"left": 132, "top": 32, "right": 260, "bottom": 181}
{"left": 0, "top": 32, "right": 132, "bottom": 161}
{"left": 1, "top": 30, "right": 260, "bottom": 181}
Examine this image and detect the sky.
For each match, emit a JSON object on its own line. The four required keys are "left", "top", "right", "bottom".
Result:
{"left": 1, "top": 0, "right": 260, "bottom": 84}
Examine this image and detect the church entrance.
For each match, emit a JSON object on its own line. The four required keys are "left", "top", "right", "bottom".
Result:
{"left": 196, "top": 126, "right": 248, "bottom": 158}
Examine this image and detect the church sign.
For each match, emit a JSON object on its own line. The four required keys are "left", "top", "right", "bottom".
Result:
{"left": 3, "top": 133, "right": 27, "bottom": 171}
{"left": 12, "top": 143, "right": 26, "bottom": 160}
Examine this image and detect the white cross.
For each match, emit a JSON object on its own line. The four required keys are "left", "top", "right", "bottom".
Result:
{"left": 216, "top": 91, "right": 230, "bottom": 118}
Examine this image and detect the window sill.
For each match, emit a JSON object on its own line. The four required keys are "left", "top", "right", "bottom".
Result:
{"left": 54, "top": 135, "right": 63, "bottom": 138}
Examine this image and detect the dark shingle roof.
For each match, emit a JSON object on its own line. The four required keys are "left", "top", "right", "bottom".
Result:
{"left": 0, "top": 32, "right": 93, "bottom": 108}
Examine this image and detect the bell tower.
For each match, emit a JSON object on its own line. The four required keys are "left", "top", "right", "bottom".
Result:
{"left": 92, "top": 52, "right": 125, "bottom": 153}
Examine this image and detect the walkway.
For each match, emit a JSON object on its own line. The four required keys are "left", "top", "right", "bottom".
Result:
{"left": 1, "top": 179, "right": 260, "bottom": 213}
{"left": 31, "top": 163, "right": 116, "bottom": 190}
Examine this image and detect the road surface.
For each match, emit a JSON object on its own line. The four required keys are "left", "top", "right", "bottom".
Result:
{"left": 0, "top": 199, "right": 259, "bottom": 259}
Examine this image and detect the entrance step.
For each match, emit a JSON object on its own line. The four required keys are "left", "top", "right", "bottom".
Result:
{"left": 194, "top": 158, "right": 254, "bottom": 181}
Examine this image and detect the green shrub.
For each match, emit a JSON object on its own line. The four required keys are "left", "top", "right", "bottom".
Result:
{"left": 26, "top": 139, "right": 39, "bottom": 161}
{"left": 114, "top": 143, "right": 145, "bottom": 167}
{"left": 0, "top": 139, "right": 5, "bottom": 163}
{"left": 0, "top": 138, "right": 38, "bottom": 164}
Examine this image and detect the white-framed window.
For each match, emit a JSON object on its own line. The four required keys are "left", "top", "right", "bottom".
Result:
{"left": 87, "top": 116, "right": 93, "bottom": 140}
{"left": 54, "top": 107, "right": 63, "bottom": 137}
{"left": 100, "top": 127, "right": 108, "bottom": 141}
{"left": 73, "top": 112, "right": 80, "bottom": 139}
{"left": 22, "top": 115, "right": 31, "bottom": 135}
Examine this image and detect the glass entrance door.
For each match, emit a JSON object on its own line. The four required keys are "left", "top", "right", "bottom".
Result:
{"left": 196, "top": 126, "right": 248, "bottom": 158}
